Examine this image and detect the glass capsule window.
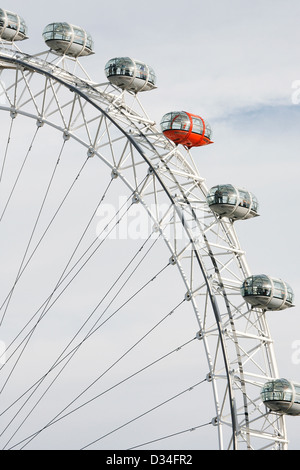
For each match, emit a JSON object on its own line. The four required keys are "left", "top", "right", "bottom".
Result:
{"left": 204, "top": 121, "right": 212, "bottom": 139}
{"left": 273, "top": 280, "right": 286, "bottom": 300}
{"left": 19, "top": 17, "right": 27, "bottom": 35}
{"left": 0, "top": 9, "right": 5, "bottom": 27}
{"left": 43, "top": 23, "right": 72, "bottom": 42}
{"left": 241, "top": 275, "right": 272, "bottom": 298}
{"left": 135, "top": 61, "right": 147, "bottom": 80}
{"left": 160, "top": 113, "right": 173, "bottom": 132}
{"left": 105, "top": 58, "right": 135, "bottom": 78}
{"left": 6, "top": 12, "right": 18, "bottom": 28}
{"left": 261, "top": 379, "right": 293, "bottom": 403}
{"left": 206, "top": 185, "right": 238, "bottom": 206}
{"left": 294, "top": 384, "right": 300, "bottom": 404}
{"left": 191, "top": 117, "right": 203, "bottom": 135}
{"left": 72, "top": 27, "right": 93, "bottom": 49}
{"left": 251, "top": 193, "right": 259, "bottom": 213}
{"left": 172, "top": 113, "right": 190, "bottom": 131}
{"left": 286, "top": 283, "right": 294, "bottom": 304}
{"left": 73, "top": 27, "right": 85, "bottom": 45}
{"left": 238, "top": 189, "right": 251, "bottom": 209}
{"left": 148, "top": 66, "right": 156, "bottom": 85}
{"left": 160, "top": 112, "right": 191, "bottom": 132}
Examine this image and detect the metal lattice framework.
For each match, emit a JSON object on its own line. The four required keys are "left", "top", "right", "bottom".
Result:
{"left": 0, "top": 42, "right": 288, "bottom": 450}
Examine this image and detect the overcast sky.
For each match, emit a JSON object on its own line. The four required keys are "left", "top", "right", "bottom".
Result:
{"left": 1, "top": 0, "right": 300, "bottom": 450}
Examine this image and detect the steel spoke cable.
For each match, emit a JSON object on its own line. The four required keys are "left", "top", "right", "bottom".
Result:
{"left": 9, "top": 154, "right": 91, "bottom": 279}
{"left": 0, "top": 168, "right": 150, "bottom": 361}
{"left": 0, "top": 152, "right": 185, "bottom": 450}
{"left": 127, "top": 421, "right": 212, "bottom": 450}
{"left": 0, "top": 116, "right": 14, "bottom": 187}
{"left": 9, "top": 336, "right": 196, "bottom": 450}
{"left": 30, "top": 175, "right": 115, "bottom": 325}
{"left": 0, "top": 149, "right": 90, "bottom": 319}
{"left": 0, "top": 176, "right": 151, "bottom": 401}
{"left": 0, "top": 168, "right": 147, "bottom": 339}
{"left": 0, "top": 229, "right": 162, "bottom": 440}
{"left": 0, "top": 125, "right": 40, "bottom": 223}
{"left": 0, "top": 175, "right": 118, "bottom": 368}
{"left": 51, "top": 232, "right": 162, "bottom": 369}
{"left": 81, "top": 377, "right": 206, "bottom": 450}
{"left": 0, "top": 181, "right": 138, "bottom": 372}
{"left": 4, "top": 293, "right": 184, "bottom": 449}
{"left": 1, "top": 243, "right": 169, "bottom": 441}
{"left": 0, "top": 139, "right": 67, "bottom": 327}
{"left": 0, "top": 191, "right": 135, "bottom": 395}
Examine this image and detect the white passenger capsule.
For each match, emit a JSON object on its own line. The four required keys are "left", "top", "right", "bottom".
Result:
{"left": 206, "top": 184, "right": 259, "bottom": 220}
{"left": 105, "top": 57, "right": 157, "bottom": 93}
{"left": 241, "top": 275, "right": 294, "bottom": 311}
{"left": 261, "top": 379, "right": 300, "bottom": 416}
{"left": 42, "top": 23, "right": 94, "bottom": 57}
{"left": 0, "top": 9, "right": 28, "bottom": 41}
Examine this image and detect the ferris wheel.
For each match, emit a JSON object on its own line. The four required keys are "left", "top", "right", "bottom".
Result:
{"left": 0, "top": 9, "right": 298, "bottom": 450}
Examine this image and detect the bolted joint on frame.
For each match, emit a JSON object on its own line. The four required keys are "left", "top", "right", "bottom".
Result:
{"left": 169, "top": 255, "right": 177, "bottom": 265}
{"left": 206, "top": 372, "right": 213, "bottom": 382}
{"left": 63, "top": 129, "right": 71, "bottom": 141}
{"left": 196, "top": 330, "right": 204, "bottom": 340}
{"left": 87, "top": 146, "right": 95, "bottom": 157}
{"left": 147, "top": 163, "right": 160, "bottom": 176}
{"left": 111, "top": 168, "right": 119, "bottom": 179}
{"left": 10, "top": 108, "right": 17, "bottom": 119}
{"left": 36, "top": 117, "right": 44, "bottom": 127}
{"left": 185, "top": 290, "right": 193, "bottom": 301}
{"left": 132, "top": 193, "right": 140, "bottom": 204}
{"left": 211, "top": 416, "right": 219, "bottom": 427}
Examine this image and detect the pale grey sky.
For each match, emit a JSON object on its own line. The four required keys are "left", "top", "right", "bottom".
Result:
{"left": 0, "top": 0, "right": 299, "bottom": 450}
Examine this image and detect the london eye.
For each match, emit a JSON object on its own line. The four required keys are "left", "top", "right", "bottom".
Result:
{"left": 0, "top": 9, "right": 298, "bottom": 450}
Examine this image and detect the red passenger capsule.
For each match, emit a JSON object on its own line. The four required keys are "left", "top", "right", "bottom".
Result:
{"left": 160, "top": 111, "right": 213, "bottom": 149}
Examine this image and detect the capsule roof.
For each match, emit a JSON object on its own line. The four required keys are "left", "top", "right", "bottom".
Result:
{"left": 43, "top": 23, "right": 94, "bottom": 57}
{"left": 160, "top": 111, "right": 213, "bottom": 149}
{"left": 207, "top": 184, "right": 259, "bottom": 220}
{"left": 104, "top": 57, "right": 157, "bottom": 93}
{"left": 261, "top": 379, "right": 300, "bottom": 416}
{"left": 241, "top": 274, "right": 294, "bottom": 311}
{"left": 0, "top": 9, "right": 28, "bottom": 41}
